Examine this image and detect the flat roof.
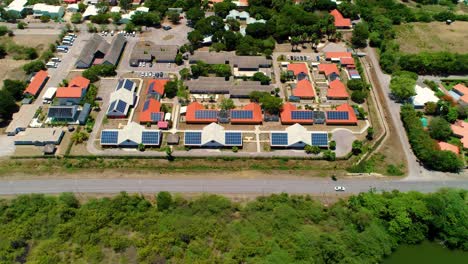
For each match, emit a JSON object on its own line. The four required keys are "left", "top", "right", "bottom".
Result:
{"left": 14, "top": 127, "right": 64, "bottom": 144}
{"left": 5, "top": 105, "right": 38, "bottom": 134}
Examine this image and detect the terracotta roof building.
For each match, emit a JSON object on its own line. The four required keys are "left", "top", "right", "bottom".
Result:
{"left": 139, "top": 98, "right": 164, "bottom": 124}
{"left": 451, "top": 120, "right": 468, "bottom": 149}
{"left": 325, "top": 103, "right": 358, "bottom": 125}
{"left": 230, "top": 103, "right": 262, "bottom": 124}
{"left": 437, "top": 142, "right": 459, "bottom": 154}
{"left": 293, "top": 79, "right": 315, "bottom": 99}
{"left": 146, "top": 79, "right": 168, "bottom": 98}
{"left": 451, "top": 84, "right": 468, "bottom": 106}
{"left": 327, "top": 80, "right": 349, "bottom": 99}
{"left": 185, "top": 102, "right": 219, "bottom": 124}
{"left": 56, "top": 76, "right": 90, "bottom": 105}
{"left": 287, "top": 63, "right": 309, "bottom": 77}
{"left": 326, "top": 52, "right": 353, "bottom": 61}
{"left": 330, "top": 9, "right": 351, "bottom": 29}
{"left": 23, "top": 70, "right": 49, "bottom": 97}
{"left": 280, "top": 103, "right": 314, "bottom": 125}
{"left": 318, "top": 63, "right": 340, "bottom": 81}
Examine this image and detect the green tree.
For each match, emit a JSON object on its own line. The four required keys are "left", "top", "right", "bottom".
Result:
{"left": 40, "top": 15, "right": 51, "bottom": 23}
{"left": 0, "top": 90, "right": 18, "bottom": 120}
{"left": 156, "top": 191, "right": 172, "bottom": 211}
{"left": 186, "top": 7, "right": 205, "bottom": 24}
{"left": 211, "top": 64, "right": 231, "bottom": 78}
{"left": 347, "top": 79, "right": 368, "bottom": 91}
{"left": 323, "top": 150, "right": 336, "bottom": 161}
{"left": 72, "top": 131, "right": 89, "bottom": 144}
{"left": 219, "top": 98, "right": 235, "bottom": 110}
{"left": 3, "top": 79, "right": 27, "bottom": 100}
{"left": 131, "top": 12, "right": 161, "bottom": 27}
{"left": 164, "top": 81, "right": 178, "bottom": 98}
{"left": 0, "top": 26, "right": 8, "bottom": 36}
{"left": 252, "top": 72, "right": 271, "bottom": 85}
{"left": 188, "top": 30, "right": 204, "bottom": 47}
{"left": 167, "top": 11, "right": 181, "bottom": 24}
{"left": 352, "top": 140, "right": 363, "bottom": 155}
{"left": 367, "top": 127, "right": 375, "bottom": 140}
{"left": 175, "top": 53, "right": 183, "bottom": 65}
{"left": 71, "top": 13, "right": 82, "bottom": 24}
{"left": 119, "top": 0, "right": 131, "bottom": 10}
{"left": 0, "top": 44, "right": 6, "bottom": 58}
{"left": 214, "top": 1, "right": 236, "bottom": 17}
{"left": 428, "top": 117, "right": 452, "bottom": 141}
{"left": 23, "top": 60, "right": 45, "bottom": 74}
{"left": 179, "top": 68, "right": 190, "bottom": 80}
{"left": 351, "top": 90, "right": 368, "bottom": 104}
{"left": 305, "top": 145, "right": 321, "bottom": 154}
{"left": 351, "top": 23, "right": 369, "bottom": 48}
{"left": 390, "top": 75, "right": 416, "bottom": 101}
{"left": 329, "top": 140, "right": 336, "bottom": 150}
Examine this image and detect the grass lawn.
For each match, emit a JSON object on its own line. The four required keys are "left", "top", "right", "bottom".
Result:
{"left": 394, "top": 22, "right": 468, "bottom": 54}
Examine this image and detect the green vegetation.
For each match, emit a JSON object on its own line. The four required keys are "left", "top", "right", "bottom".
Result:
{"left": 0, "top": 190, "right": 465, "bottom": 263}
{"left": 0, "top": 90, "right": 18, "bottom": 120}
{"left": 82, "top": 65, "right": 117, "bottom": 83}
{"left": 400, "top": 104, "right": 463, "bottom": 172}
{"left": 2, "top": 79, "right": 27, "bottom": 100}
{"left": 190, "top": 61, "right": 232, "bottom": 79}
{"left": 249, "top": 91, "right": 283, "bottom": 115}
{"left": 428, "top": 117, "right": 452, "bottom": 141}
{"left": 252, "top": 72, "right": 271, "bottom": 85}
{"left": 22, "top": 60, "right": 46, "bottom": 74}
{"left": 164, "top": 80, "right": 178, "bottom": 98}
{"left": 219, "top": 98, "right": 235, "bottom": 110}
{"left": 389, "top": 71, "right": 417, "bottom": 101}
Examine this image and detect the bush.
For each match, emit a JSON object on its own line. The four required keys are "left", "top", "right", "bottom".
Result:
{"left": 164, "top": 81, "right": 178, "bottom": 99}
{"left": 82, "top": 65, "right": 116, "bottom": 82}
{"left": 323, "top": 150, "right": 336, "bottom": 161}
{"left": 3, "top": 79, "right": 27, "bottom": 100}
{"left": 428, "top": 117, "right": 452, "bottom": 141}
{"left": 23, "top": 60, "right": 46, "bottom": 74}
{"left": 351, "top": 90, "right": 368, "bottom": 104}
{"left": 329, "top": 140, "right": 336, "bottom": 150}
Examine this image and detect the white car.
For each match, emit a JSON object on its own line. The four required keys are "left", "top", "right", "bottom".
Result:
{"left": 334, "top": 186, "right": 346, "bottom": 192}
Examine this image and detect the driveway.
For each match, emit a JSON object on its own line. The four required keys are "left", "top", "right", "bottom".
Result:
{"left": 0, "top": 135, "right": 15, "bottom": 156}
{"left": 331, "top": 129, "right": 355, "bottom": 157}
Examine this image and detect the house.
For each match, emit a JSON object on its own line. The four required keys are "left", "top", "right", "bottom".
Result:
{"left": 5, "top": 105, "right": 37, "bottom": 136}
{"left": 340, "top": 57, "right": 355, "bottom": 69}
{"left": 318, "top": 64, "right": 340, "bottom": 81}
{"left": 348, "top": 69, "right": 361, "bottom": 80}
{"left": 23, "top": 70, "right": 49, "bottom": 97}
{"left": 139, "top": 98, "right": 164, "bottom": 124}
{"left": 451, "top": 120, "right": 468, "bottom": 149}
{"left": 330, "top": 9, "right": 351, "bottom": 29}
{"left": 270, "top": 124, "right": 329, "bottom": 148}
{"left": 107, "top": 79, "right": 136, "bottom": 118}
{"left": 32, "top": 4, "right": 65, "bottom": 19}
{"left": 293, "top": 79, "right": 315, "bottom": 99}
{"left": 230, "top": 103, "right": 263, "bottom": 124}
{"left": 437, "top": 142, "right": 459, "bottom": 154}
{"left": 42, "top": 87, "right": 57, "bottom": 103}
{"left": 189, "top": 51, "right": 232, "bottom": 65}
{"left": 184, "top": 123, "right": 243, "bottom": 147}
{"left": 76, "top": 34, "right": 126, "bottom": 68}
{"left": 411, "top": 85, "right": 439, "bottom": 109}
{"left": 146, "top": 79, "right": 168, "bottom": 99}
{"left": 100, "top": 122, "right": 161, "bottom": 147}
{"left": 14, "top": 128, "right": 64, "bottom": 146}
{"left": 129, "top": 41, "right": 178, "bottom": 66}
{"left": 280, "top": 103, "right": 314, "bottom": 125}
{"left": 82, "top": 5, "right": 99, "bottom": 19}
{"left": 325, "top": 52, "right": 352, "bottom": 62}
{"left": 233, "top": 0, "right": 249, "bottom": 8}
{"left": 325, "top": 103, "right": 358, "bottom": 125}
{"left": 231, "top": 56, "right": 272, "bottom": 77}
{"left": 327, "top": 80, "right": 349, "bottom": 100}
{"left": 449, "top": 83, "right": 468, "bottom": 106}
{"left": 185, "top": 102, "right": 219, "bottom": 124}
{"left": 56, "top": 76, "right": 90, "bottom": 105}
{"left": 5, "top": 0, "right": 27, "bottom": 17}
{"left": 185, "top": 77, "right": 274, "bottom": 98}
{"left": 287, "top": 63, "right": 309, "bottom": 80}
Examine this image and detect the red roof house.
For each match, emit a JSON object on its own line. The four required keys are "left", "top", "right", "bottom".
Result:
{"left": 230, "top": 103, "right": 263, "bottom": 124}
{"left": 287, "top": 63, "right": 309, "bottom": 76}
{"left": 318, "top": 64, "right": 340, "bottom": 77}
{"left": 330, "top": 9, "right": 351, "bottom": 28}
{"left": 293, "top": 79, "right": 315, "bottom": 99}
{"left": 56, "top": 87, "right": 83, "bottom": 99}
{"left": 325, "top": 103, "right": 358, "bottom": 125}
{"left": 185, "top": 102, "right": 219, "bottom": 124}
{"left": 147, "top": 79, "right": 168, "bottom": 97}
{"left": 326, "top": 52, "right": 352, "bottom": 61}
{"left": 451, "top": 120, "right": 468, "bottom": 149}
{"left": 69, "top": 76, "right": 90, "bottom": 90}
{"left": 23, "top": 70, "right": 49, "bottom": 97}
{"left": 64, "top": 0, "right": 78, "bottom": 3}
{"left": 340, "top": 57, "right": 355, "bottom": 68}
{"left": 327, "top": 80, "right": 349, "bottom": 99}
{"left": 56, "top": 76, "right": 90, "bottom": 104}
{"left": 280, "top": 102, "right": 314, "bottom": 125}
{"left": 437, "top": 142, "right": 459, "bottom": 154}
{"left": 139, "top": 98, "right": 164, "bottom": 124}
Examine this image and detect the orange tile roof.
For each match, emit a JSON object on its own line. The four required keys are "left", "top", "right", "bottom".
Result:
{"left": 340, "top": 57, "right": 355, "bottom": 65}
{"left": 330, "top": 9, "right": 351, "bottom": 28}
{"left": 69, "top": 76, "right": 90, "bottom": 90}
{"left": 139, "top": 98, "right": 163, "bottom": 123}
{"left": 147, "top": 79, "right": 168, "bottom": 96}
{"left": 230, "top": 103, "right": 262, "bottom": 124}
{"left": 437, "top": 142, "right": 459, "bottom": 154}
{"left": 451, "top": 120, "right": 468, "bottom": 149}
{"left": 318, "top": 64, "right": 339, "bottom": 76}
{"left": 327, "top": 80, "right": 349, "bottom": 99}
{"left": 326, "top": 52, "right": 352, "bottom": 60}
{"left": 287, "top": 63, "right": 309, "bottom": 76}
{"left": 280, "top": 102, "right": 314, "bottom": 125}
{"left": 24, "top": 70, "right": 49, "bottom": 97}
{"left": 56, "top": 87, "right": 83, "bottom": 98}
{"left": 186, "top": 102, "right": 218, "bottom": 124}
{"left": 293, "top": 79, "right": 315, "bottom": 98}
{"left": 453, "top": 84, "right": 468, "bottom": 104}
{"left": 326, "top": 103, "right": 358, "bottom": 125}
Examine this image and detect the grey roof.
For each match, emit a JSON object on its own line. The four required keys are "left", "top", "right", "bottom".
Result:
{"left": 130, "top": 41, "right": 178, "bottom": 65}
{"left": 78, "top": 103, "right": 91, "bottom": 125}
{"left": 185, "top": 77, "right": 274, "bottom": 97}
{"left": 14, "top": 128, "right": 64, "bottom": 146}
{"left": 166, "top": 134, "right": 180, "bottom": 144}
{"left": 102, "top": 34, "right": 126, "bottom": 65}
{"left": 231, "top": 56, "right": 272, "bottom": 69}
{"left": 189, "top": 51, "right": 233, "bottom": 65}
{"left": 76, "top": 34, "right": 107, "bottom": 68}
{"left": 5, "top": 104, "right": 37, "bottom": 135}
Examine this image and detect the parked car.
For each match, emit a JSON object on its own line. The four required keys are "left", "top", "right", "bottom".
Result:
{"left": 163, "top": 25, "right": 172, "bottom": 31}
{"left": 334, "top": 186, "right": 346, "bottom": 192}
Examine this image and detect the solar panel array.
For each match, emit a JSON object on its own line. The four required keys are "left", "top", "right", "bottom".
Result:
{"left": 185, "top": 132, "right": 202, "bottom": 145}
{"left": 231, "top": 110, "right": 253, "bottom": 119}
{"left": 116, "top": 100, "right": 127, "bottom": 114}
{"left": 327, "top": 111, "right": 349, "bottom": 120}
{"left": 311, "top": 133, "right": 328, "bottom": 146}
{"left": 123, "top": 80, "right": 134, "bottom": 91}
{"left": 225, "top": 132, "right": 242, "bottom": 146}
{"left": 143, "top": 100, "right": 150, "bottom": 111}
{"left": 48, "top": 107, "right": 75, "bottom": 118}
{"left": 108, "top": 101, "right": 116, "bottom": 113}
{"left": 195, "top": 110, "right": 218, "bottom": 119}
{"left": 150, "top": 112, "right": 163, "bottom": 122}
{"left": 141, "top": 131, "right": 160, "bottom": 145}
{"left": 148, "top": 82, "right": 155, "bottom": 94}
{"left": 101, "top": 131, "right": 119, "bottom": 144}
{"left": 271, "top": 133, "right": 288, "bottom": 146}
{"left": 291, "top": 110, "right": 313, "bottom": 120}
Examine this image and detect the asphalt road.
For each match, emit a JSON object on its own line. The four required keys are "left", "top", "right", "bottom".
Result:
{"left": 0, "top": 177, "right": 467, "bottom": 195}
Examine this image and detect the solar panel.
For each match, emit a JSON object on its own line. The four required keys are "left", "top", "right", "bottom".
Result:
{"left": 327, "top": 111, "right": 349, "bottom": 120}
{"left": 311, "top": 133, "right": 328, "bottom": 146}
{"left": 150, "top": 112, "right": 163, "bottom": 122}
{"left": 185, "top": 132, "right": 202, "bottom": 145}
{"left": 101, "top": 130, "right": 119, "bottom": 144}
{"left": 116, "top": 100, "right": 127, "bottom": 114}
{"left": 48, "top": 106, "right": 76, "bottom": 118}
{"left": 108, "top": 101, "right": 116, "bottom": 114}
{"left": 225, "top": 132, "right": 242, "bottom": 145}
{"left": 123, "top": 80, "right": 134, "bottom": 91}
{"left": 195, "top": 110, "right": 218, "bottom": 119}
{"left": 231, "top": 110, "right": 253, "bottom": 119}
{"left": 143, "top": 100, "right": 150, "bottom": 111}
{"left": 291, "top": 111, "right": 313, "bottom": 120}
{"left": 271, "top": 133, "right": 288, "bottom": 146}
{"left": 148, "top": 82, "right": 155, "bottom": 94}
{"left": 141, "top": 131, "right": 160, "bottom": 145}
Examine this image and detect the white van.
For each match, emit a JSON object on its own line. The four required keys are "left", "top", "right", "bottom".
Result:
{"left": 46, "top": 62, "right": 58, "bottom": 68}
{"left": 51, "top": 57, "right": 61, "bottom": 62}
